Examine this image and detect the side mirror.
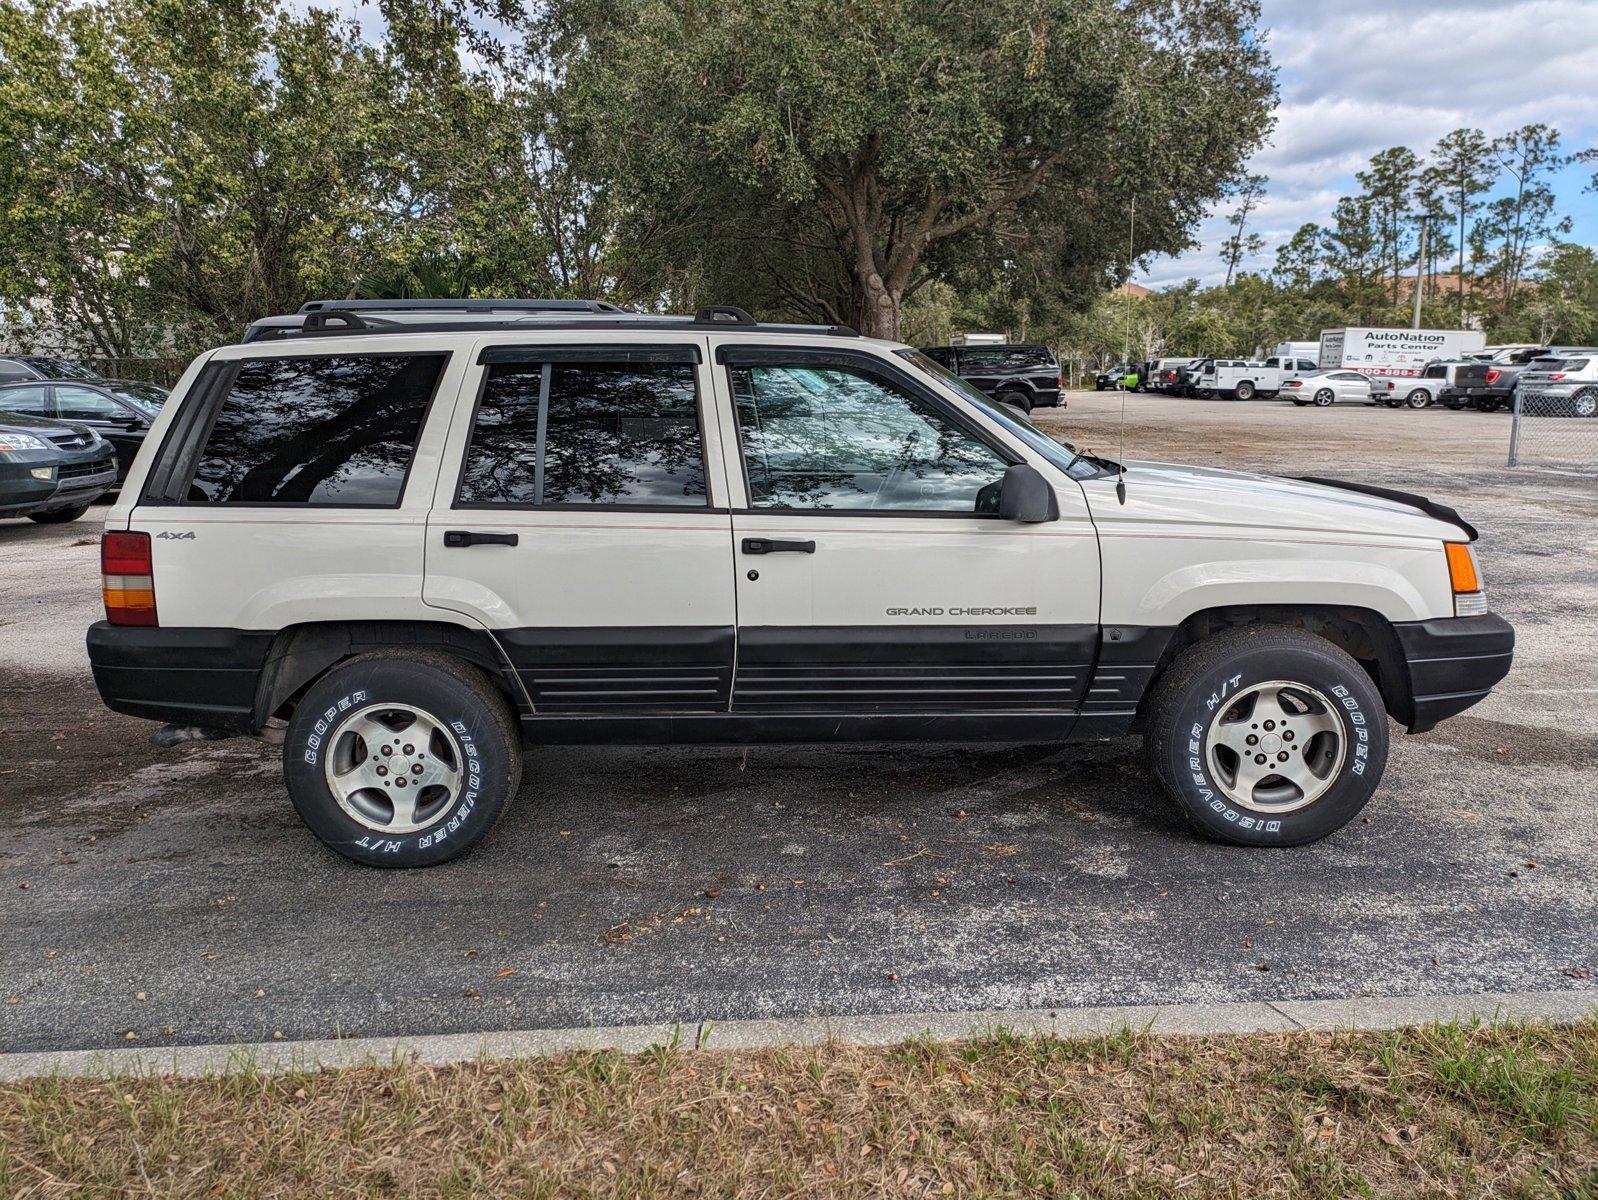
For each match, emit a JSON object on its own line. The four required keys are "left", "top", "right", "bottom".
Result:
{"left": 998, "top": 463, "right": 1059, "bottom": 524}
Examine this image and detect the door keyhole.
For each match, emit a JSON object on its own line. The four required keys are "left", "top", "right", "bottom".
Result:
{"left": 746, "top": 569, "right": 759, "bottom": 581}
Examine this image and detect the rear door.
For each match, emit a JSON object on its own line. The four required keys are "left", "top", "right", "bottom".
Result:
{"left": 712, "top": 344, "right": 1100, "bottom": 716}
{"left": 422, "top": 336, "right": 738, "bottom": 714}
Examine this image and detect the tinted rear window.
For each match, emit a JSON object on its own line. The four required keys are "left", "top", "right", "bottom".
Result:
{"left": 957, "top": 346, "right": 1056, "bottom": 371}
{"left": 187, "top": 354, "right": 444, "bottom": 505}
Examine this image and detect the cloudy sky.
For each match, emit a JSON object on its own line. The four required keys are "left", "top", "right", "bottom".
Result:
{"left": 1139, "top": 0, "right": 1598, "bottom": 287}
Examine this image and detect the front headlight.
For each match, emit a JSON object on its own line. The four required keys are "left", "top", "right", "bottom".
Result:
{"left": 0, "top": 433, "right": 48, "bottom": 454}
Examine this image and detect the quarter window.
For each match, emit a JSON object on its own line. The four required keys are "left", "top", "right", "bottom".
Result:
{"left": 730, "top": 363, "right": 1008, "bottom": 512}
{"left": 188, "top": 354, "right": 443, "bottom": 505}
{"left": 457, "top": 360, "right": 707, "bottom": 507}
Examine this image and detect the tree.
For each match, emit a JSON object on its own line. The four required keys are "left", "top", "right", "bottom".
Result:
{"left": 1355, "top": 146, "right": 1419, "bottom": 304}
{"left": 553, "top": 0, "right": 1276, "bottom": 339}
{"left": 1485, "top": 123, "right": 1568, "bottom": 308}
{"left": 0, "top": 0, "right": 402, "bottom": 354}
{"left": 1219, "top": 173, "right": 1268, "bottom": 287}
{"left": 1420, "top": 128, "right": 1495, "bottom": 318}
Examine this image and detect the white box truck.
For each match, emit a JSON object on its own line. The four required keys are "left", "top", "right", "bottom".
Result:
{"left": 1318, "top": 328, "right": 1486, "bottom": 378}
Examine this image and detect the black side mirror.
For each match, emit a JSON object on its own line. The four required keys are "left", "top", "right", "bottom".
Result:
{"left": 998, "top": 463, "right": 1059, "bottom": 523}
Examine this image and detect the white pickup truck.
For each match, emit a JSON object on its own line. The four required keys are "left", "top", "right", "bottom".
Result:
{"left": 1194, "top": 355, "right": 1320, "bottom": 400}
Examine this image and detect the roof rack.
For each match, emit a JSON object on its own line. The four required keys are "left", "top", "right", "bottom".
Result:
{"left": 240, "top": 300, "right": 861, "bottom": 344}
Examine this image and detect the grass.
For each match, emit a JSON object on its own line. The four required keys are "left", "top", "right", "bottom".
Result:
{"left": 1, "top": 1019, "right": 1595, "bottom": 1198}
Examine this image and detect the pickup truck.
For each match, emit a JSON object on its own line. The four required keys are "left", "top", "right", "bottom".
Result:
{"left": 1374, "top": 361, "right": 1474, "bottom": 408}
{"left": 1195, "top": 356, "right": 1319, "bottom": 400}
{"left": 1439, "top": 346, "right": 1596, "bottom": 411}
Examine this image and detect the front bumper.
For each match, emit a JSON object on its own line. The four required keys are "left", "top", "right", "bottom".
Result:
{"left": 1392, "top": 614, "right": 1514, "bottom": 732}
{"left": 87, "top": 622, "right": 276, "bottom": 733}
{"left": 0, "top": 450, "right": 116, "bottom": 516}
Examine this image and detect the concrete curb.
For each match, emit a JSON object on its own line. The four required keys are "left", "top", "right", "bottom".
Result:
{"left": 2, "top": 988, "right": 1592, "bottom": 1081}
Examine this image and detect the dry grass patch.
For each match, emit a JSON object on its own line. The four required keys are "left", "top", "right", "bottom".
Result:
{"left": 2, "top": 1019, "right": 1595, "bottom": 1198}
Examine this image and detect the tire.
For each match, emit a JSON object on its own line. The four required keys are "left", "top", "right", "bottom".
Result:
{"left": 1405, "top": 389, "right": 1430, "bottom": 409}
{"left": 1313, "top": 389, "right": 1335, "bottom": 407}
{"left": 1146, "top": 625, "right": 1388, "bottom": 847}
{"left": 996, "top": 390, "right": 1033, "bottom": 414}
{"left": 28, "top": 504, "right": 90, "bottom": 524}
{"left": 1292, "top": 399, "right": 1308, "bottom": 407}
{"left": 283, "top": 652, "right": 522, "bottom": 867}
{"left": 1571, "top": 388, "right": 1598, "bottom": 418}
{"left": 1476, "top": 399, "right": 1501, "bottom": 413}
{"left": 1194, "top": 388, "right": 1214, "bottom": 400}
{"left": 1234, "top": 380, "right": 1255, "bottom": 401}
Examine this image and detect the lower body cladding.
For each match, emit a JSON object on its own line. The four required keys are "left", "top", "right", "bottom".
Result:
{"left": 85, "top": 615, "right": 1514, "bottom": 744}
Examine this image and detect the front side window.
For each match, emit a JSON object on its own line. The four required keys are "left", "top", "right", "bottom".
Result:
{"left": 731, "top": 362, "right": 1008, "bottom": 512}
{"left": 54, "top": 386, "right": 123, "bottom": 420}
{"left": 458, "top": 360, "right": 706, "bottom": 507}
{"left": 188, "top": 353, "right": 443, "bottom": 505}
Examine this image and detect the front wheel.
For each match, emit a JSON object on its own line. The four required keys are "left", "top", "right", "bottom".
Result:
{"left": 284, "top": 652, "right": 522, "bottom": 867}
{"left": 1313, "top": 389, "right": 1335, "bottom": 407}
{"left": 1571, "top": 388, "right": 1597, "bottom": 418}
{"left": 1146, "top": 626, "right": 1388, "bottom": 846}
{"left": 28, "top": 504, "right": 90, "bottom": 524}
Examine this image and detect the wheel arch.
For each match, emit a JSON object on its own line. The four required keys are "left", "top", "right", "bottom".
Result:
{"left": 253, "top": 620, "right": 529, "bottom": 731}
{"left": 1140, "top": 604, "right": 1416, "bottom": 728}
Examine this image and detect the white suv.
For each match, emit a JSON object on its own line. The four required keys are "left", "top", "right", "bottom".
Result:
{"left": 88, "top": 300, "right": 1514, "bottom": 867}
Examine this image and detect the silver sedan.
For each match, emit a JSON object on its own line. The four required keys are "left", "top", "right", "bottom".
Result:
{"left": 1283, "top": 370, "right": 1378, "bottom": 407}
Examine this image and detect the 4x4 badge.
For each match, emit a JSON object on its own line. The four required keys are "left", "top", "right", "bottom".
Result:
{"left": 155, "top": 531, "right": 196, "bottom": 540}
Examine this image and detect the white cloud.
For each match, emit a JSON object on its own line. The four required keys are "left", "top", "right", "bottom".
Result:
{"left": 1139, "top": 0, "right": 1598, "bottom": 288}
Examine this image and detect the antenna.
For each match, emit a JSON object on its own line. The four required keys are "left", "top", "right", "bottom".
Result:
{"left": 1117, "top": 198, "right": 1133, "bottom": 505}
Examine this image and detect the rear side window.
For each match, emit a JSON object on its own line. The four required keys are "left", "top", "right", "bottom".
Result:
{"left": 957, "top": 346, "right": 1056, "bottom": 371}
{"left": 0, "top": 385, "right": 51, "bottom": 416}
{"left": 187, "top": 354, "right": 444, "bottom": 506}
{"left": 457, "top": 360, "right": 706, "bottom": 507}
{"left": 1423, "top": 365, "right": 1445, "bottom": 378}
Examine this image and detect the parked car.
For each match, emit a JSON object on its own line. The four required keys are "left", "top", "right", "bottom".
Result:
{"left": 84, "top": 298, "right": 1513, "bottom": 867}
{"left": 0, "top": 354, "right": 103, "bottom": 383}
{"left": 918, "top": 343, "right": 1062, "bottom": 411}
{"left": 1283, "top": 370, "right": 1378, "bottom": 406}
{"left": 1514, "top": 354, "right": 1598, "bottom": 417}
{"left": 0, "top": 411, "right": 117, "bottom": 523}
{"left": 1094, "top": 363, "right": 1132, "bottom": 390}
{"left": 0, "top": 379, "right": 167, "bottom": 481}
{"left": 1145, "top": 357, "right": 1200, "bottom": 395}
{"left": 1438, "top": 345, "right": 1596, "bottom": 411}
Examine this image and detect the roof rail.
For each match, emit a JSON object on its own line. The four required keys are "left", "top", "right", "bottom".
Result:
{"left": 299, "top": 298, "right": 626, "bottom": 315}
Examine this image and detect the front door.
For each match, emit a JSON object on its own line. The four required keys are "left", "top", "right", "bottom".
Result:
{"left": 714, "top": 348, "right": 1100, "bottom": 715}
{"left": 423, "top": 338, "right": 738, "bottom": 713}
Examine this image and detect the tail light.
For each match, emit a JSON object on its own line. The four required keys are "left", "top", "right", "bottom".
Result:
{"left": 1550, "top": 372, "right": 1566, "bottom": 380}
{"left": 102, "top": 531, "right": 157, "bottom": 626}
{"left": 1485, "top": 369, "right": 1501, "bottom": 385}
{"left": 1056, "top": 373, "right": 1064, "bottom": 388}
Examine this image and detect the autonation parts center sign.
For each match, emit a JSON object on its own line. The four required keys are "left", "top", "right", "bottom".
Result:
{"left": 1319, "top": 327, "right": 1487, "bottom": 377}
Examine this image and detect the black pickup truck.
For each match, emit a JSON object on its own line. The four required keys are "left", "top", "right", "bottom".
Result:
{"left": 919, "top": 343, "right": 1064, "bottom": 411}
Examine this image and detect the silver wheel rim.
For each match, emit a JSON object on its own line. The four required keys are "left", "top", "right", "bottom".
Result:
{"left": 1204, "top": 680, "right": 1347, "bottom": 815}
{"left": 1577, "top": 393, "right": 1597, "bottom": 417}
{"left": 323, "top": 702, "right": 465, "bottom": 833}
{"left": 1315, "top": 390, "right": 1334, "bottom": 405}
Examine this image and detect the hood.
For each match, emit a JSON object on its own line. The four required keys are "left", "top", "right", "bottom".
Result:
{"left": 1085, "top": 459, "right": 1465, "bottom": 543}
{"left": 0, "top": 410, "right": 89, "bottom": 436}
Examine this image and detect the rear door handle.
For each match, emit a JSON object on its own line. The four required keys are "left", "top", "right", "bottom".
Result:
{"left": 741, "top": 537, "right": 815, "bottom": 555}
{"left": 443, "top": 530, "right": 519, "bottom": 548}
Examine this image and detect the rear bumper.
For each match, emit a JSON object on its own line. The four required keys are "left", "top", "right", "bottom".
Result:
{"left": 1392, "top": 614, "right": 1514, "bottom": 732}
{"left": 87, "top": 622, "right": 274, "bottom": 733}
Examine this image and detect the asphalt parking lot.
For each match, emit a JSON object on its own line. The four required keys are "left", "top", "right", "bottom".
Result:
{"left": 2, "top": 393, "right": 1594, "bottom": 1055}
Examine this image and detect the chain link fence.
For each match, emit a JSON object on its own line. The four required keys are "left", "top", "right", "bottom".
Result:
{"left": 1507, "top": 384, "right": 1598, "bottom": 470}
{"left": 85, "top": 357, "right": 190, "bottom": 386}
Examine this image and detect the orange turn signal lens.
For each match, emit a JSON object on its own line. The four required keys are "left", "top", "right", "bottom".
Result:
{"left": 1445, "top": 542, "right": 1480, "bottom": 594}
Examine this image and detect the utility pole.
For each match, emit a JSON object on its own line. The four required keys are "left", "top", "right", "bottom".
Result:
{"left": 1410, "top": 212, "right": 1441, "bottom": 329}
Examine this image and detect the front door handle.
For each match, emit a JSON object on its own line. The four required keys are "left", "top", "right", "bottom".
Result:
{"left": 443, "top": 530, "right": 519, "bottom": 548}
{"left": 741, "top": 537, "right": 815, "bottom": 555}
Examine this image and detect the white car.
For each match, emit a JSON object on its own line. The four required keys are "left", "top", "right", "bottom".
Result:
{"left": 87, "top": 299, "right": 1513, "bottom": 866}
{"left": 1284, "top": 370, "right": 1378, "bottom": 407}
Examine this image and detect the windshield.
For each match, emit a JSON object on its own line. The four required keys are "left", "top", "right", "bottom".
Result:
{"left": 24, "top": 357, "right": 98, "bottom": 380}
{"left": 111, "top": 382, "right": 167, "bottom": 413}
{"left": 896, "top": 349, "right": 1113, "bottom": 480}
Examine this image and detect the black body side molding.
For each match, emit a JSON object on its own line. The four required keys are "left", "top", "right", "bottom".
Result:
{"left": 1295, "top": 476, "right": 1478, "bottom": 541}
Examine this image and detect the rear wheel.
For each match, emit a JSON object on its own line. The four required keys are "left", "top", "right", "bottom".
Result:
{"left": 284, "top": 652, "right": 521, "bottom": 867}
{"left": 1313, "top": 389, "right": 1335, "bottom": 407}
{"left": 28, "top": 504, "right": 90, "bottom": 524}
{"left": 1292, "top": 399, "right": 1308, "bottom": 407}
{"left": 996, "top": 390, "right": 1033, "bottom": 414}
{"left": 1571, "top": 388, "right": 1597, "bottom": 418}
{"left": 1146, "top": 626, "right": 1388, "bottom": 846}
{"left": 1405, "top": 389, "right": 1430, "bottom": 409}
{"left": 1234, "top": 380, "right": 1256, "bottom": 401}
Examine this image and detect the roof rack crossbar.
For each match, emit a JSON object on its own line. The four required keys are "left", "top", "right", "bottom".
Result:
{"left": 299, "top": 298, "right": 624, "bottom": 315}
